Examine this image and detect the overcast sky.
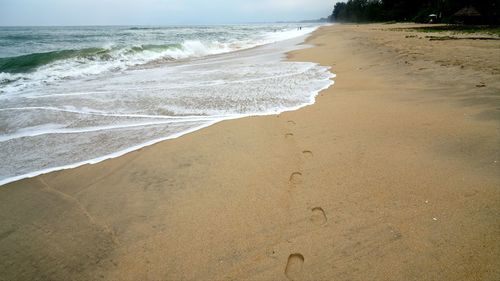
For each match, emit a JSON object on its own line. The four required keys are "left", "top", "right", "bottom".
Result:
{"left": 0, "top": 0, "right": 336, "bottom": 26}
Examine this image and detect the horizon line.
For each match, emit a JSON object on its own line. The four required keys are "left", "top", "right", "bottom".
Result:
{"left": 0, "top": 19, "right": 328, "bottom": 28}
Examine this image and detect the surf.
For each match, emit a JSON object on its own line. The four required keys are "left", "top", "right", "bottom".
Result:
{"left": 0, "top": 24, "right": 334, "bottom": 185}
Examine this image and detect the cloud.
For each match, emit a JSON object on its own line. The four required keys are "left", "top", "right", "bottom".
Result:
{"left": 242, "top": 0, "right": 330, "bottom": 11}
{"left": 0, "top": 0, "right": 335, "bottom": 25}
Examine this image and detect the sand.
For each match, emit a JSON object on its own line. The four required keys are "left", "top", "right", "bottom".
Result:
{"left": 1, "top": 24, "right": 499, "bottom": 281}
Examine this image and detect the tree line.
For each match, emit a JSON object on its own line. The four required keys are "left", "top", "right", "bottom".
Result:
{"left": 330, "top": 0, "right": 500, "bottom": 24}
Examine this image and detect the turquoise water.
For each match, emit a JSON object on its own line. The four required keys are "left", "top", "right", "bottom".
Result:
{"left": 0, "top": 24, "right": 334, "bottom": 185}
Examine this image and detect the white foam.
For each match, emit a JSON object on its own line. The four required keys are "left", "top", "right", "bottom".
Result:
{"left": 262, "top": 26, "right": 319, "bottom": 43}
{"left": 0, "top": 119, "right": 224, "bottom": 186}
{"left": 0, "top": 26, "right": 321, "bottom": 96}
{"left": 0, "top": 118, "right": 227, "bottom": 142}
{"left": 0, "top": 24, "right": 335, "bottom": 186}
{"left": 0, "top": 106, "right": 238, "bottom": 119}
{"left": 0, "top": 76, "right": 334, "bottom": 187}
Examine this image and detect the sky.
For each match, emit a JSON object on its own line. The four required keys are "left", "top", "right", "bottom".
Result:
{"left": 0, "top": 0, "right": 336, "bottom": 26}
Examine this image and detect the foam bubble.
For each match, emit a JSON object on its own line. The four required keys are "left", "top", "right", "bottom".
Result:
{"left": 1, "top": 25, "right": 321, "bottom": 96}
{"left": 0, "top": 24, "right": 334, "bottom": 185}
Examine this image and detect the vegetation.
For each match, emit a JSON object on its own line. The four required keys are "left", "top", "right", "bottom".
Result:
{"left": 330, "top": 0, "right": 500, "bottom": 24}
{"left": 409, "top": 25, "right": 500, "bottom": 36}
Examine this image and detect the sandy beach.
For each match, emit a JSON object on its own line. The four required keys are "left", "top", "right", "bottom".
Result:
{"left": 1, "top": 23, "right": 499, "bottom": 280}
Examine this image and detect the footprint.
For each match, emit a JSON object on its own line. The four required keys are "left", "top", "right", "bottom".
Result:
{"left": 287, "top": 120, "right": 296, "bottom": 125}
{"left": 464, "top": 190, "right": 479, "bottom": 198}
{"left": 285, "top": 253, "right": 304, "bottom": 280}
{"left": 285, "top": 133, "right": 294, "bottom": 138}
{"left": 302, "top": 150, "right": 313, "bottom": 157}
{"left": 289, "top": 172, "right": 302, "bottom": 184}
{"left": 310, "top": 207, "right": 327, "bottom": 225}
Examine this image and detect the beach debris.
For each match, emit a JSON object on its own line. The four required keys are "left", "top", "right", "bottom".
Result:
{"left": 433, "top": 217, "right": 438, "bottom": 221}
{"left": 426, "top": 35, "right": 500, "bottom": 41}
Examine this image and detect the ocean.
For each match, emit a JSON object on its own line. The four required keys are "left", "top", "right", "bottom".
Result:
{"left": 0, "top": 24, "right": 334, "bottom": 185}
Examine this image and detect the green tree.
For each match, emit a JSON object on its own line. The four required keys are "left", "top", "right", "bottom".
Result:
{"left": 330, "top": 0, "right": 500, "bottom": 24}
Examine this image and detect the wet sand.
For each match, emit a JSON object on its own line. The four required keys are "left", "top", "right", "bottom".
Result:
{"left": 1, "top": 24, "right": 499, "bottom": 280}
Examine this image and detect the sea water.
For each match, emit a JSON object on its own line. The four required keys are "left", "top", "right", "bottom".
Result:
{"left": 0, "top": 24, "right": 334, "bottom": 185}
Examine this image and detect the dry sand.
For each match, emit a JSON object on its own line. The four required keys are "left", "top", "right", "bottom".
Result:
{"left": 1, "top": 24, "right": 499, "bottom": 281}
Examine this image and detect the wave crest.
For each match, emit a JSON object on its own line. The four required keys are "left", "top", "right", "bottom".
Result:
{"left": 0, "top": 25, "right": 319, "bottom": 95}
{"left": 0, "top": 40, "right": 240, "bottom": 94}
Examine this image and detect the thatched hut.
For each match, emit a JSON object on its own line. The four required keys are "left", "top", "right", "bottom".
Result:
{"left": 452, "top": 6, "right": 483, "bottom": 24}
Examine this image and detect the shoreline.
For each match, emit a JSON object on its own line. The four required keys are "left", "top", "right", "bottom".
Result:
{"left": 0, "top": 26, "right": 332, "bottom": 187}
{"left": 1, "top": 24, "right": 499, "bottom": 280}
